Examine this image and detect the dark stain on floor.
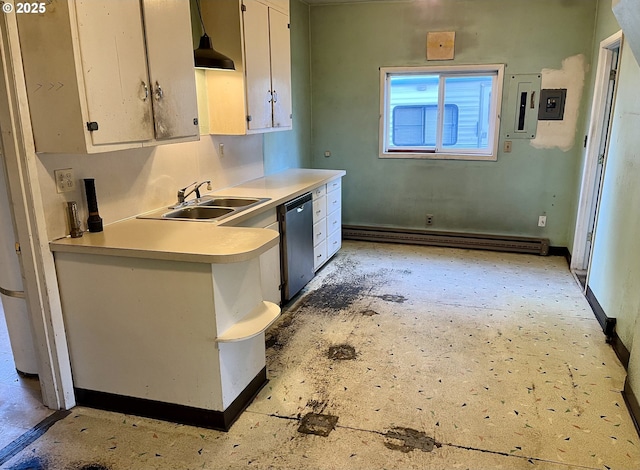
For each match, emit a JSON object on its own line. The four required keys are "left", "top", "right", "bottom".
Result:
{"left": 383, "top": 427, "right": 441, "bottom": 453}
{"left": 328, "top": 344, "right": 357, "bottom": 360}
{"left": 265, "top": 314, "right": 296, "bottom": 350}
{"left": 298, "top": 413, "right": 339, "bottom": 437}
{"left": 301, "top": 280, "right": 369, "bottom": 313}
{"left": 7, "top": 456, "right": 48, "bottom": 470}
{"left": 305, "top": 399, "right": 329, "bottom": 414}
{"left": 75, "top": 465, "right": 110, "bottom": 470}
{"left": 361, "top": 309, "right": 379, "bottom": 316}
{"left": 377, "top": 294, "right": 407, "bottom": 303}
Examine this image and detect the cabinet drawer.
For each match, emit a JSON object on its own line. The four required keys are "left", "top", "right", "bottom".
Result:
{"left": 327, "top": 229, "right": 342, "bottom": 258}
{"left": 327, "top": 179, "right": 341, "bottom": 194}
{"left": 312, "top": 185, "right": 326, "bottom": 199}
{"left": 313, "top": 219, "right": 327, "bottom": 246}
{"left": 312, "top": 195, "right": 326, "bottom": 223}
{"left": 326, "top": 209, "right": 341, "bottom": 236}
{"left": 314, "top": 240, "right": 327, "bottom": 271}
{"left": 327, "top": 190, "right": 340, "bottom": 215}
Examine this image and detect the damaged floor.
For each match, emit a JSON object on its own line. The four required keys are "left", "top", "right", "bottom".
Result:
{"left": 1, "top": 240, "right": 639, "bottom": 469}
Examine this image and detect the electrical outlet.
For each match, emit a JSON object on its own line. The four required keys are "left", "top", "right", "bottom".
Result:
{"left": 54, "top": 168, "right": 75, "bottom": 193}
{"left": 504, "top": 140, "right": 512, "bottom": 153}
{"left": 324, "top": 150, "right": 331, "bottom": 158}
{"left": 426, "top": 214, "right": 434, "bottom": 226}
{"left": 538, "top": 215, "right": 547, "bottom": 227}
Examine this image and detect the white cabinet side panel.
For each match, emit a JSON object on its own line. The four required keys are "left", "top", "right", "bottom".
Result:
{"left": 211, "top": 258, "right": 263, "bottom": 336}
{"left": 260, "top": 224, "right": 281, "bottom": 304}
{"left": 142, "top": 0, "right": 199, "bottom": 140}
{"left": 219, "top": 336, "right": 265, "bottom": 409}
{"left": 243, "top": 0, "right": 273, "bottom": 131}
{"left": 75, "top": 0, "right": 154, "bottom": 145}
{"left": 55, "top": 253, "right": 223, "bottom": 410}
{"left": 268, "top": 8, "right": 292, "bottom": 129}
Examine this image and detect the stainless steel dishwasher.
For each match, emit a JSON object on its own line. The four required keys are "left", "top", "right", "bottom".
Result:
{"left": 279, "top": 192, "right": 314, "bottom": 303}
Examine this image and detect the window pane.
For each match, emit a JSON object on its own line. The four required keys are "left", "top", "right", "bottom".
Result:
{"left": 442, "top": 75, "right": 493, "bottom": 149}
{"left": 392, "top": 106, "right": 425, "bottom": 146}
{"left": 388, "top": 75, "right": 439, "bottom": 149}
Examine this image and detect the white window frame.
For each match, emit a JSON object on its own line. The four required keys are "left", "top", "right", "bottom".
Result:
{"left": 379, "top": 64, "right": 505, "bottom": 161}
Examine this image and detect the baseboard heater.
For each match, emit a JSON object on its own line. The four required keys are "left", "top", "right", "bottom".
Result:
{"left": 342, "top": 225, "right": 550, "bottom": 256}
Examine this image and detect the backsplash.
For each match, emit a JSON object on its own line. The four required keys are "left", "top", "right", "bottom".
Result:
{"left": 37, "top": 134, "right": 264, "bottom": 241}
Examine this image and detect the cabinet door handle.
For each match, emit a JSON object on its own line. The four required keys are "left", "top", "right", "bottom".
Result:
{"left": 273, "top": 90, "right": 278, "bottom": 103}
{"left": 141, "top": 81, "right": 149, "bottom": 101}
{"left": 268, "top": 89, "right": 273, "bottom": 103}
{"left": 154, "top": 81, "right": 163, "bottom": 101}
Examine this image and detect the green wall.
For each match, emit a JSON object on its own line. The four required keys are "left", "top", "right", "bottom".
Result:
{"left": 309, "top": 0, "right": 597, "bottom": 246}
{"left": 263, "top": 0, "right": 312, "bottom": 174}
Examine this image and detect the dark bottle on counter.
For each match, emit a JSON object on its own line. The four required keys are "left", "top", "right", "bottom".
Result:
{"left": 83, "top": 178, "right": 103, "bottom": 232}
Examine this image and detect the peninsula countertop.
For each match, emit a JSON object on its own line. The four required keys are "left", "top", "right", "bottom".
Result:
{"left": 49, "top": 168, "right": 346, "bottom": 264}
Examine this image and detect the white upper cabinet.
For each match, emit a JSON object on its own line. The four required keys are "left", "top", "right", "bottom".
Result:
{"left": 200, "top": 0, "right": 292, "bottom": 135}
{"left": 17, "top": 0, "right": 199, "bottom": 154}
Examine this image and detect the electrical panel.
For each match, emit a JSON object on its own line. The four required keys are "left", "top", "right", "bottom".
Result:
{"left": 504, "top": 74, "right": 541, "bottom": 140}
{"left": 538, "top": 89, "right": 567, "bottom": 120}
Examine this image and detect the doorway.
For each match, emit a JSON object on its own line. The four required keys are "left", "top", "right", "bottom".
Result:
{"left": 571, "top": 31, "right": 623, "bottom": 287}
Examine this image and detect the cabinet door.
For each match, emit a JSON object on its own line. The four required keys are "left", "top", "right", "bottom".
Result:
{"left": 268, "top": 8, "right": 292, "bottom": 129}
{"left": 142, "top": 0, "right": 199, "bottom": 140}
{"left": 243, "top": 0, "right": 273, "bottom": 131}
{"left": 75, "top": 0, "right": 154, "bottom": 145}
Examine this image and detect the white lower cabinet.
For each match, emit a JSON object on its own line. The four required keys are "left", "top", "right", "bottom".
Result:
{"left": 312, "top": 178, "right": 342, "bottom": 271}
{"left": 54, "top": 251, "right": 279, "bottom": 430}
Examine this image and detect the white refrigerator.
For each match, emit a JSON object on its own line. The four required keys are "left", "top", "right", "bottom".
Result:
{"left": 0, "top": 150, "right": 38, "bottom": 375}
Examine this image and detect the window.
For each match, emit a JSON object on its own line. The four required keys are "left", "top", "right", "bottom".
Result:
{"left": 380, "top": 64, "right": 504, "bottom": 160}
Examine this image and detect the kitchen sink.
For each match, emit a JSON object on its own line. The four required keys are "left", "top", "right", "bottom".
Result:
{"left": 137, "top": 196, "right": 270, "bottom": 222}
{"left": 199, "top": 197, "right": 261, "bottom": 208}
{"left": 163, "top": 206, "right": 234, "bottom": 220}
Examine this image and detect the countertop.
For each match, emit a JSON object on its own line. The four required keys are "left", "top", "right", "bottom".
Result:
{"left": 49, "top": 168, "right": 345, "bottom": 264}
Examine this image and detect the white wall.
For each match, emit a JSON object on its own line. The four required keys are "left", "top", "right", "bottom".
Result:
{"left": 37, "top": 134, "right": 264, "bottom": 241}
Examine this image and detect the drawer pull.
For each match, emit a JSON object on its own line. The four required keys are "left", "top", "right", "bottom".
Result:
{"left": 317, "top": 232, "right": 322, "bottom": 237}
{"left": 333, "top": 221, "right": 337, "bottom": 225}
{"left": 316, "top": 210, "right": 321, "bottom": 214}
{"left": 317, "top": 254, "right": 322, "bottom": 258}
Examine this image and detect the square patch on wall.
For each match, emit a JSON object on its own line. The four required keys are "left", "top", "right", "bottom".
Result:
{"left": 427, "top": 31, "right": 455, "bottom": 60}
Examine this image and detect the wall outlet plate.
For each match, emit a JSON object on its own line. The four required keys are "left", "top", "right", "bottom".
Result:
{"left": 426, "top": 214, "right": 434, "bottom": 226}
{"left": 54, "top": 168, "right": 75, "bottom": 193}
{"left": 538, "top": 215, "right": 547, "bottom": 227}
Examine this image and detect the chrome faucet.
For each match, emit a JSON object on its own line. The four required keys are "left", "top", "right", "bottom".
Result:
{"left": 176, "top": 180, "right": 212, "bottom": 205}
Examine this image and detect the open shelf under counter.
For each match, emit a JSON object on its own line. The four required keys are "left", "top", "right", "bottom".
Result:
{"left": 216, "top": 301, "right": 280, "bottom": 343}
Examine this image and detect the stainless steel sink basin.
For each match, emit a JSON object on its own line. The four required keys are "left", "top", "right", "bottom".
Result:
{"left": 199, "top": 197, "right": 261, "bottom": 208}
{"left": 163, "top": 206, "right": 234, "bottom": 220}
{"left": 136, "top": 196, "right": 270, "bottom": 222}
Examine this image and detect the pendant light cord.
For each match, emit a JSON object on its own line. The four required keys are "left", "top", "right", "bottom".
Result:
{"left": 195, "top": 0, "right": 207, "bottom": 35}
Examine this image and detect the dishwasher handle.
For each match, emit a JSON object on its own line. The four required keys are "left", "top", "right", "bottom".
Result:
{"left": 284, "top": 192, "right": 313, "bottom": 212}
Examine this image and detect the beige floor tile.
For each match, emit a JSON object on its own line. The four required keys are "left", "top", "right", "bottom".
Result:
{"left": 2, "top": 242, "right": 639, "bottom": 470}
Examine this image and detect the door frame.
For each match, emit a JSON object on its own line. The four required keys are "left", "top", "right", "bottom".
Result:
{"left": 0, "top": 10, "right": 75, "bottom": 409}
{"left": 571, "top": 30, "right": 623, "bottom": 277}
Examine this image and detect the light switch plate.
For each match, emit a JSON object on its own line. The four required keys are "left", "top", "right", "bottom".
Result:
{"left": 54, "top": 168, "right": 75, "bottom": 193}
